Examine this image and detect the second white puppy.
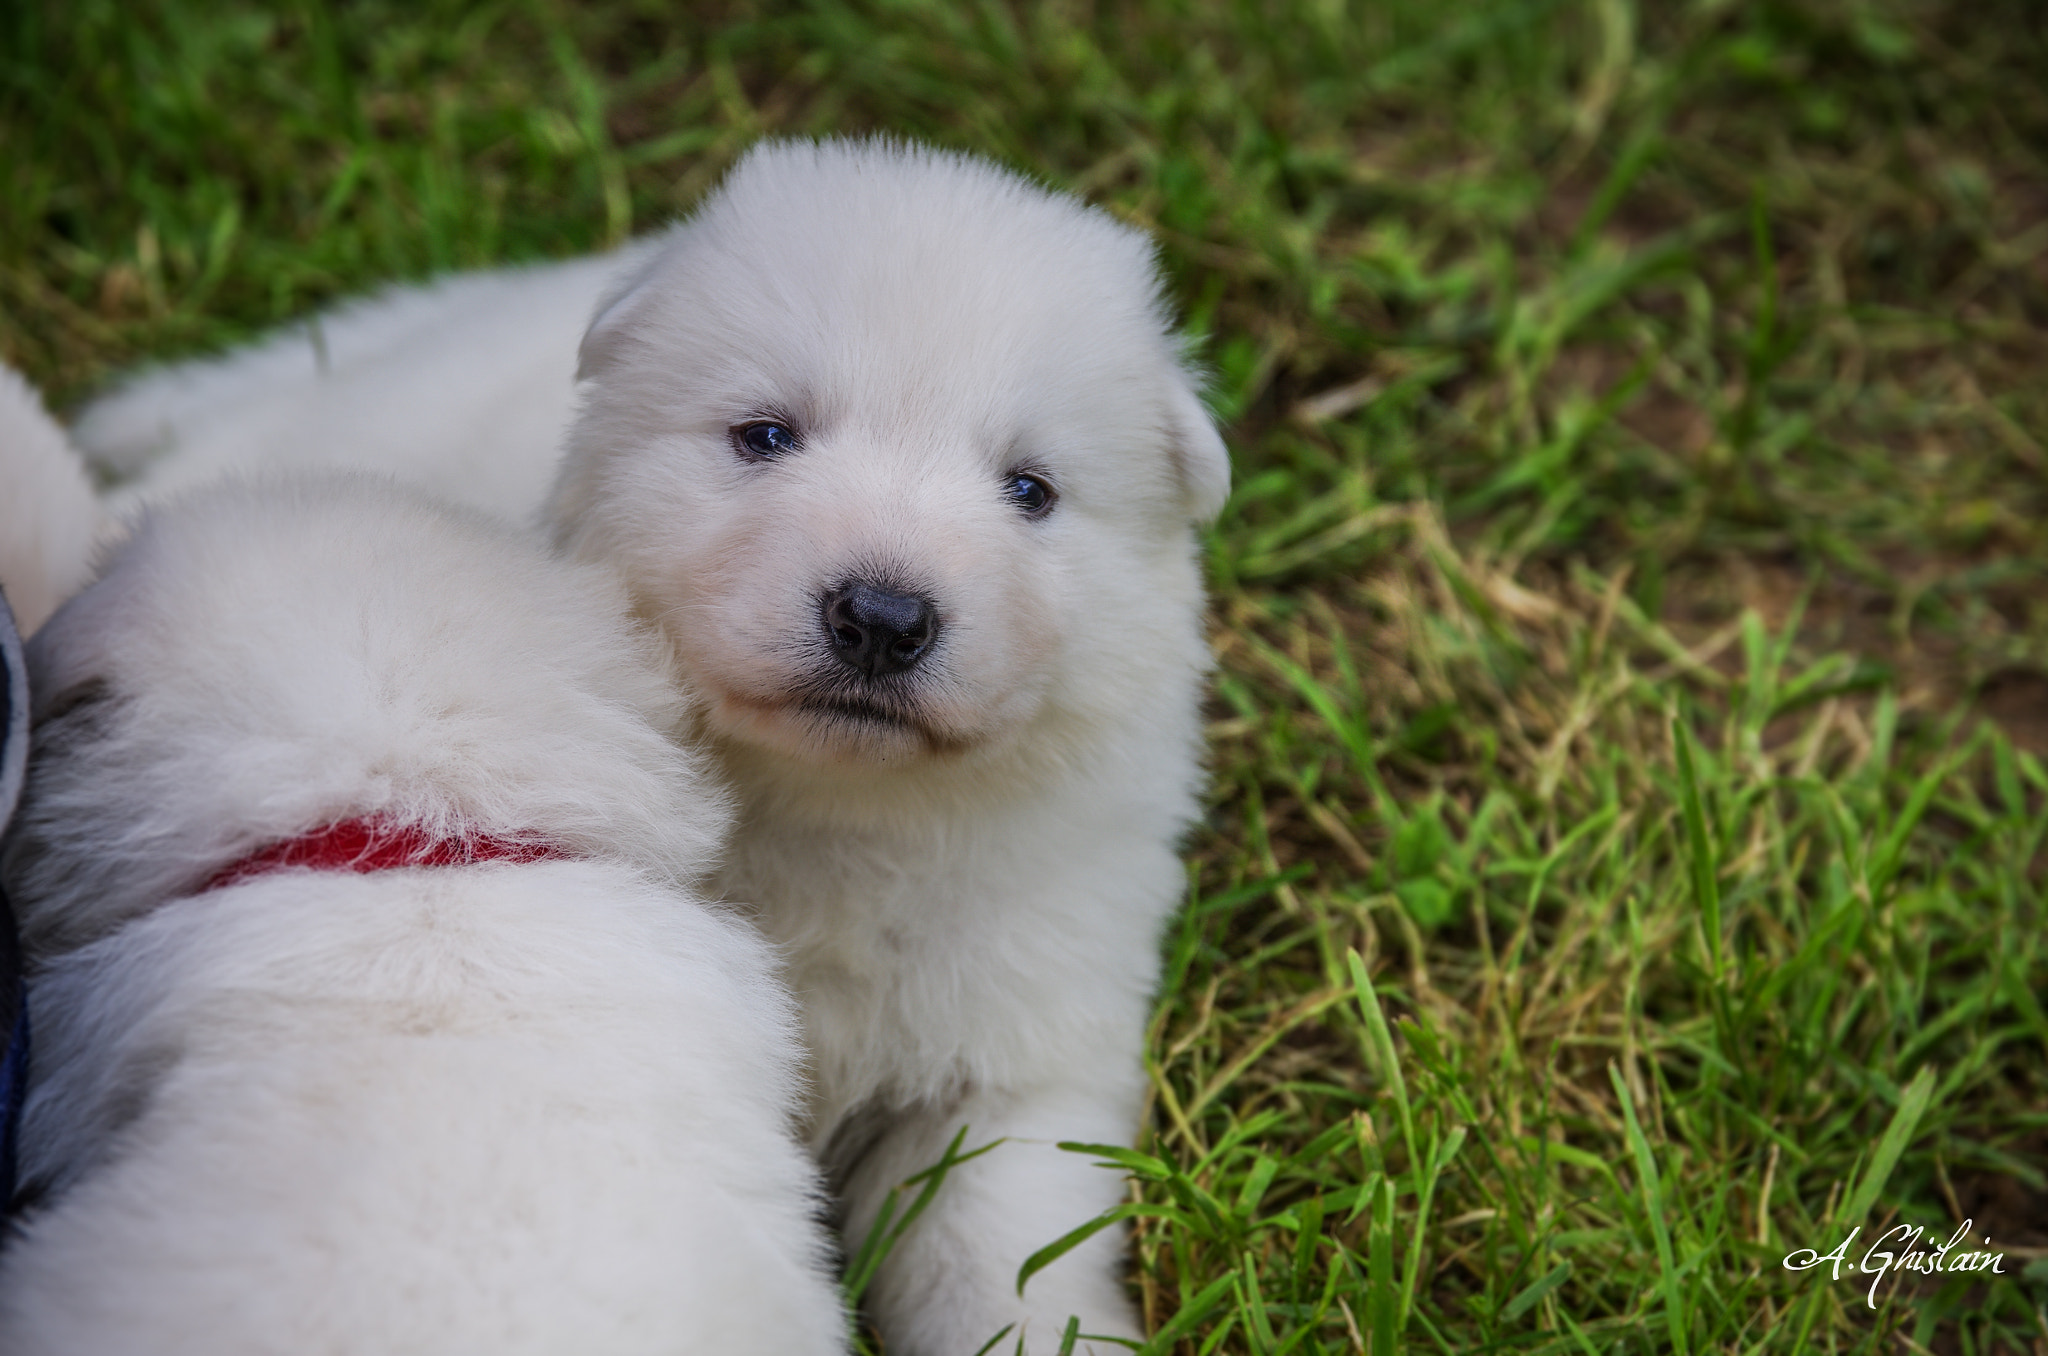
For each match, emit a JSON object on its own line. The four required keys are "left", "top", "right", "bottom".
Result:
{"left": 0, "top": 476, "right": 845, "bottom": 1355}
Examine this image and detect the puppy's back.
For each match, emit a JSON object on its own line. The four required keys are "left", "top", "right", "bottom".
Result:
{"left": 5, "top": 475, "right": 724, "bottom": 954}
{"left": 2, "top": 862, "right": 842, "bottom": 1355}
{"left": 0, "top": 478, "right": 844, "bottom": 1354}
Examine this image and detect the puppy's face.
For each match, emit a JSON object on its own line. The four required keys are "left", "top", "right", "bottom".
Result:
{"left": 550, "top": 141, "right": 1229, "bottom": 769}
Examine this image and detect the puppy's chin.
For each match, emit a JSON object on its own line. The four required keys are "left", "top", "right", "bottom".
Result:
{"left": 706, "top": 687, "right": 977, "bottom": 765}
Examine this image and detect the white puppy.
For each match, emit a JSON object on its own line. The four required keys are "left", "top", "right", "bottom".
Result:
{"left": 0, "top": 476, "right": 846, "bottom": 1356}
{"left": 60, "top": 138, "right": 1231, "bottom": 1354}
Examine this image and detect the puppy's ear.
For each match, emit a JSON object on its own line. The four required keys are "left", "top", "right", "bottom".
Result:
{"left": 0, "top": 364, "right": 105, "bottom": 636}
{"left": 576, "top": 243, "right": 673, "bottom": 382}
{"left": 1163, "top": 366, "right": 1232, "bottom": 524}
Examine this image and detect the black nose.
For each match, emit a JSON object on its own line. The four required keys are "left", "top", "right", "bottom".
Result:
{"left": 823, "top": 582, "right": 940, "bottom": 678}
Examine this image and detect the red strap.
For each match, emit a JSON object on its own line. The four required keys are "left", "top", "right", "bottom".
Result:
{"left": 202, "top": 816, "right": 569, "bottom": 894}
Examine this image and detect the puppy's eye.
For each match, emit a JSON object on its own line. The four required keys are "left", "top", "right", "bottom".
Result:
{"left": 732, "top": 421, "right": 801, "bottom": 461}
{"left": 1005, "top": 473, "right": 1056, "bottom": 518}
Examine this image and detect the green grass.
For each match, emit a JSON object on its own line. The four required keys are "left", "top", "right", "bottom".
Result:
{"left": 4, "top": 1, "right": 2046, "bottom": 1351}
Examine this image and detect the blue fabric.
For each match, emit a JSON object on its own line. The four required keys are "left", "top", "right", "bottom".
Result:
{"left": 0, "top": 975, "right": 23, "bottom": 1208}
{"left": 0, "top": 589, "right": 30, "bottom": 1212}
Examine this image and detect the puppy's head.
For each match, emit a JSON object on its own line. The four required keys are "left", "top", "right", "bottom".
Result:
{"left": 1, "top": 476, "right": 725, "bottom": 955}
{"left": 550, "top": 139, "right": 1229, "bottom": 771}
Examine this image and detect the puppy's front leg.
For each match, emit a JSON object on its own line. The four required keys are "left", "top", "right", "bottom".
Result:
{"left": 844, "top": 1080, "right": 1145, "bottom": 1356}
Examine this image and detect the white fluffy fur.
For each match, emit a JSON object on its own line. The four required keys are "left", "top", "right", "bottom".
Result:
{"left": 0, "top": 366, "right": 104, "bottom": 636}
{"left": 0, "top": 478, "right": 846, "bottom": 1355}
{"left": 77, "top": 251, "right": 647, "bottom": 525}
{"left": 55, "top": 138, "right": 1230, "bottom": 1354}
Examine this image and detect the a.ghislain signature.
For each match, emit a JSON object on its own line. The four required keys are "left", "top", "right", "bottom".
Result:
{"left": 1784, "top": 1221, "right": 2007, "bottom": 1308}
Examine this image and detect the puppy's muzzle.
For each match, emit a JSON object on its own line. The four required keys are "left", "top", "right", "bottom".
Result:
{"left": 823, "top": 581, "right": 939, "bottom": 678}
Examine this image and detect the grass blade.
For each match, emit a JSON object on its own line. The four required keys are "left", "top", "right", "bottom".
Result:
{"left": 1369, "top": 1178, "right": 1398, "bottom": 1356}
{"left": 843, "top": 1126, "right": 1005, "bottom": 1307}
{"left": 1347, "top": 950, "right": 1416, "bottom": 1169}
{"left": 1500, "top": 1260, "right": 1572, "bottom": 1324}
{"left": 1609, "top": 1062, "right": 1687, "bottom": 1356}
{"left": 1837, "top": 1065, "right": 1938, "bottom": 1227}
{"left": 1671, "top": 714, "right": 1723, "bottom": 981}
